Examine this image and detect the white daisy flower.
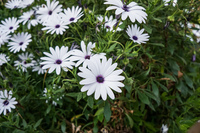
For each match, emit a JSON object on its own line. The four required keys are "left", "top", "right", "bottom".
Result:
{"left": 104, "top": 0, "right": 147, "bottom": 23}
{"left": 19, "top": 0, "right": 34, "bottom": 8}
{"left": 42, "top": 15, "right": 69, "bottom": 35}
{"left": 163, "top": 0, "right": 177, "bottom": 7}
{"left": 0, "top": 90, "right": 18, "bottom": 115}
{"left": 8, "top": 32, "right": 32, "bottom": 53}
{"left": 126, "top": 24, "right": 149, "bottom": 44}
{"left": 40, "top": 46, "right": 75, "bottom": 75}
{"left": 0, "top": 17, "right": 19, "bottom": 33}
{"left": 161, "top": 124, "right": 168, "bottom": 133}
{"left": 78, "top": 56, "right": 125, "bottom": 101}
{"left": 0, "top": 54, "right": 10, "bottom": 66}
{"left": 19, "top": 10, "right": 38, "bottom": 29}
{"left": 60, "top": 6, "right": 83, "bottom": 24}
{"left": 14, "top": 52, "right": 35, "bottom": 72}
{"left": 37, "top": 0, "right": 63, "bottom": 23}
{"left": 70, "top": 41, "right": 106, "bottom": 67}
{"left": 32, "top": 60, "right": 46, "bottom": 74}
{"left": 5, "top": 0, "right": 22, "bottom": 9}
{"left": 0, "top": 31, "right": 11, "bottom": 47}
{"left": 97, "top": 15, "right": 122, "bottom": 32}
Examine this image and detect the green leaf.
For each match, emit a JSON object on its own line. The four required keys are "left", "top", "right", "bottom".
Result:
{"left": 143, "top": 25, "right": 152, "bottom": 34}
{"left": 153, "top": 17, "right": 162, "bottom": 22}
{"left": 77, "top": 92, "right": 82, "bottom": 102}
{"left": 176, "top": 81, "right": 188, "bottom": 97}
{"left": 104, "top": 101, "right": 111, "bottom": 122}
{"left": 66, "top": 93, "right": 78, "bottom": 98}
{"left": 155, "top": 81, "right": 168, "bottom": 92}
{"left": 95, "top": 108, "right": 104, "bottom": 116}
{"left": 183, "top": 74, "right": 193, "bottom": 88}
{"left": 87, "top": 97, "right": 94, "bottom": 108}
{"left": 34, "top": 118, "right": 43, "bottom": 130}
{"left": 163, "top": 73, "right": 176, "bottom": 82}
{"left": 107, "top": 43, "right": 117, "bottom": 52}
{"left": 125, "top": 113, "right": 134, "bottom": 128}
{"left": 45, "top": 105, "right": 51, "bottom": 115}
{"left": 149, "top": 43, "right": 164, "bottom": 47}
{"left": 22, "top": 119, "right": 27, "bottom": 128}
{"left": 138, "top": 91, "right": 150, "bottom": 105}
{"left": 61, "top": 121, "right": 66, "bottom": 133}
{"left": 151, "top": 81, "right": 159, "bottom": 97}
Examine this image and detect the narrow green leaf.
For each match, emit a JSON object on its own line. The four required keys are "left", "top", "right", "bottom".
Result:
{"left": 22, "top": 119, "right": 27, "bottom": 128}
{"left": 183, "top": 74, "right": 193, "bottom": 88}
{"left": 151, "top": 81, "right": 159, "bottom": 97}
{"left": 61, "top": 121, "right": 66, "bottom": 133}
{"left": 34, "top": 118, "right": 43, "bottom": 129}
{"left": 95, "top": 108, "right": 104, "bottom": 116}
{"left": 104, "top": 101, "right": 111, "bottom": 122}
{"left": 149, "top": 43, "right": 164, "bottom": 47}
{"left": 143, "top": 25, "right": 152, "bottom": 34}
{"left": 155, "top": 81, "right": 168, "bottom": 92}
{"left": 125, "top": 113, "right": 134, "bottom": 128}
{"left": 77, "top": 92, "right": 82, "bottom": 102}
{"left": 87, "top": 97, "right": 94, "bottom": 108}
{"left": 138, "top": 91, "right": 150, "bottom": 105}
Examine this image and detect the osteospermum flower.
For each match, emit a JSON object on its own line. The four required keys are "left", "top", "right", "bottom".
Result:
{"left": 60, "top": 6, "right": 83, "bottom": 24}
{"left": 78, "top": 56, "right": 125, "bottom": 100}
{"left": 0, "top": 17, "right": 19, "bottom": 33}
{"left": 19, "top": 0, "right": 34, "bottom": 8}
{"left": 14, "top": 52, "right": 35, "bottom": 72}
{"left": 42, "top": 15, "right": 69, "bottom": 35}
{"left": 37, "top": 0, "right": 63, "bottom": 23}
{"left": 0, "top": 90, "right": 18, "bottom": 115}
{"left": 19, "top": 10, "right": 38, "bottom": 29}
{"left": 126, "top": 24, "right": 149, "bottom": 44}
{"left": 40, "top": 46, "right": 75, "bottom": 75}
{"left": 104, "top": 0, "right": 147, "bottom": 23}
{"left": 0, "top": 31, "right": 11, "bottom": 47}
{"left": 70, "top": 41, "right": 106, "bottom": 67}
{"left": 163, "top": 0, "right": 177, "bottom": 7}
{"left": 8, "top": 32, "right": 32, "bottom": 53}
{"left": 161, "top": 124, "right": 168, "bottom": 133}
{"left": 0, "top": 54, "right": 9, "bottom": 66}
{"left": 97, "top": 15, "right": 122, "bottom": 32}
{"left": 5, "top": 0, "right": 22, "bottom": 9}
{"left": 32, "top": 60, "right": 46, "bottom": 74}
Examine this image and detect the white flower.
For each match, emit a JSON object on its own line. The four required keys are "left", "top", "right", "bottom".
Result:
{"left": 70, "top": 41, "right": 106, "bottom": 67}
{"left": 32, "top": 60, "right": 46, "bottom": 74}
{"left": 0, "top": 54, "right": 9, "bottom": 66}
{"left": 8, "top": 32, "right": 32, "bottom": 53}
{"left": 0, "top": 17, "right": 19, "bottom": 33}
{"left": 19, "top": 10, "right": 38, "bottom": 29}
{"left": 42, "top": 15, "right": 69, "bottom": 35}
{"left": 78, "top": 56, "right": 125, "bottom": 101}
{"left": 37, "top": 0, "right": 63, "bottom": 23}
{"left": 0, "top": 31, "right": 11, "bottom": 47}
{"left": 104, "top": 0, "right": 147, "bottom": 23}
{"left": 14, "top": 52, "right": 35, "bottom": 72}
{"left": 97, "top": 15, "right": 122, "bottom": 32}
{"left": 126, "top": 24, "right": 149, "bottom": 44}
{"left": 40, "top": 46, "right": 75, "bottom": 75}
{"left": 163, "top": 0, "right": 177, "bottom": 7}
{"left": 19, "top": 0, "right": 34, "bottom": 8}
{"left": 161, "top": 124, "right": 168, "bottom": 133}
{"left": 60, "top": 6, "right": 83, "bottom": 24}
{"left": 0, "top": 90, "right": 18, "bottom": 115}
{"left": 5, "top": 0, "right": 22, "bottom": 9}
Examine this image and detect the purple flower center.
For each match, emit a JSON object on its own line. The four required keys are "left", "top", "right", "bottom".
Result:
{"left": 85, "top": 55, "right": 90, "bottom": 60}
{"left": 96, "top": 75, "right": 104, "bottom": 83}
{"left": 40, "top": 65, "right": 44, "bottom": 68}
{"left": 132, "top": 36, "right": 138, "bottom": 40}
{"left": 24, "top": 61, "right": 27, "bottom": 64}
{"left": 9, "top": 26, "right": 13, "bottom": 30}
{"left": 19, "top": 42, "right": 23, "bottom": 46}
{"left": 122, "top": 5, "right": 129, "bottom": 12}
{"left": 55, "top": 24, "right": 60, "bottom": 28}
{"left": 3, "top": 100, "right": 9, "bottom": 106}
{"left": 69, "top": 17, "right": 75, "bottom": 21}
{"left": 106, "top": 25, "right": 111, "bottom": 29}
{"left": 48, "top": 10, "right": 53, "bottom": 15}
{"left": 55, "top": 59, "right": 62, "bottom": 64}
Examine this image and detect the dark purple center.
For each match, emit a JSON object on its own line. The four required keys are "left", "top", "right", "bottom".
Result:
{"left": 9, "top": 26, "right": 13, "bottom": 30}
{"left": 19, "top": 42, "right": 23, "bottom": 46}
{"left": 3, "top": 100, "right": 9, "bottom": 106}
{"left": 55, "top": 59, "right": 62, "bottom": 64}
{"left": 106, "top": 25, "right": 110, "bottom": 29}
{"left": 48, "top": 10, "right": 53, "bottom": 15}
{"left": 96, "top": 75, "right": 104, "bottom": 83}
{"left": 55, "top": 24, "right": 60, "bottom": 28}
{"left": 40, "top": 65, "right": 44, "bottom": 68}
{"left": 69, "top": 17, "right": 75, "bottom": 21}
{"left": 132, "top": 36, "right": 138, "bottom": 40}
{"left": 24, "top": 61, "right": 27, "bottom": 64}
{"left": 122, "top": 5, "right": 129, "bottom": 12}
{"left": 85, "top": 55, "right": 90, "bottom": 60}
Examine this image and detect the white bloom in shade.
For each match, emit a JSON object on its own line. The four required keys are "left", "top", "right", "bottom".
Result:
{"left": 0, "top": 54, "right": 10, "bottom": 66}
{"left": 60, "top": 6, "right": 83, "bottom": 24}
{"left": 0, "top": 17, "right": 19, "bottom": 33}
{"left": 14, "top": 53, "right": 35, "bottom": 72}
{"left": 0, "top": 31, "right": 11, "bottom": 47}
{"left": 0, "top": 90, "right": 18, "bottom": 115}
{"left": 70, "top": 41, "right": 106, "bottom": 67}
{"left": 163, "top": 0, "right": 177, "bottom": 7}
{"left": 37, "top": 0, "right": 63, "bottom": 23}
{"left": 161, "top": 124, "right": 168, "bottom": 133}
{"left": 126, "top": 24, "right": 149, "bottom": 44}
{"left": 5, "top": 0, "right": 22, "bottom": 9}
{"left": 42, "top": 15, "right": 69, "bottom": 35}
{"left": 78, "top": 56, "right": 125, "bottom": 101}
{"left": 19, "top": 10, "right": 38, "bottom": 29}
{"left": 104, "top": 0, "right": 147, "bottom": 23}
{"left": 8, "top": 32, "right": 32, "bottom": 53}
{"left": 40, "top": 46, "right": 75, "bottom": 75}
{"left": 97, "top": 15, "right": 122, "bottom": 32}
{"left": 32, "top": 60, "right": 46, "bottom": 74}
